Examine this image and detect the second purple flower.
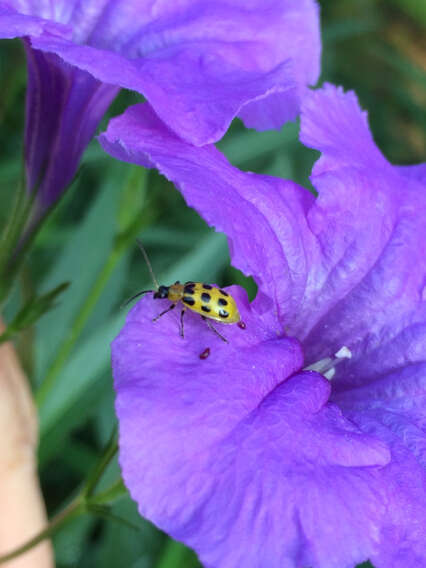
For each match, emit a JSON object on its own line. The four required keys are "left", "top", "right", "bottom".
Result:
{"left": 0, "top": 0, "right": 320, "bottom": 212}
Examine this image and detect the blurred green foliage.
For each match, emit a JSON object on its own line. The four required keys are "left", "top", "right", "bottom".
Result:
{"left": 0, "top": 0, "right": 424, "bottom": 566}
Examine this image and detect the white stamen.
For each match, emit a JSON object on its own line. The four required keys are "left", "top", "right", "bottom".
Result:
{"left": 324, "top": 367, "right": 336, "bottom": 381}
{"left": 304, "top": 345, "right": 352, "bottom": 380}
{"left": 334, "top": 346, "right": 352, "bottom": 359}
{"left": 304, "top": 357, "right": 333, "bottom": 374}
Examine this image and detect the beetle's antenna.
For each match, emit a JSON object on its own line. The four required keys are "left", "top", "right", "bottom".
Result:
{"left": 136, "top": 238, "right": 159, "bottom": 290}
{"left": 121, "top": 289, "right": 153, "bottom": 309}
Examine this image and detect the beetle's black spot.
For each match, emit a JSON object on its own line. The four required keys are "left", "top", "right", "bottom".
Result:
{"left": 219, "top": 289, "right": 229, "bottom": 296}
{"left": 184, "top": 284, "right": 195, "bottom": 294}
{"left": 201, "top": 305, "right": 211, "bottom": 313}
{"left": 201, "top": 292, "right": 211, "bottom": 302}
{"left": 218, "top": 309, "right": 229, "bottom": 318}
{"left": 183, "top": 296, "right": 195, "bottom": 306}
{"left": 202, "top": 284, "right": 213, "bottom": 290}
{"left": 218, "top": 298, "right": 228, "bottom": 306}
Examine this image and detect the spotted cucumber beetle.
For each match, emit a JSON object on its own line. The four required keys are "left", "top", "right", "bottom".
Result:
{"left": 125, "top": 240, "right": 241, "bottom": 343}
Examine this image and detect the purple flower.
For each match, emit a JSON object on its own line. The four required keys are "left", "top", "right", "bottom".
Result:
{"left": 100, "top": 84, "right": 426, "bottom": 567}
{"left": 0, "top": 0, "right": 320, "bottom": 211}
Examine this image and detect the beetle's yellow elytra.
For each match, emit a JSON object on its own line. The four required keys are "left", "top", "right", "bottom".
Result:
{"left": 179, "top": 282, "right": 240, "bottom": 324}
{"left": 127, "top": 240, "right": 242, "bottom": 343}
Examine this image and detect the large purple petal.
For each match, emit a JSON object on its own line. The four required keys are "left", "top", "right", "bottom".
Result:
{"left": 100, "top": 86, "right": 426, "bottom": 379}
{"left": 102, "top": 92, "right": 426, "bottom": 566}
{"left": 0, "top": 2, "right": 68, "bottom": 38}
{"left": 298, "top": 85, "right": 426, "bottom": 372}
{"left": 2, "top": 0, "right": 320, "bottom": 145}
{"left": 99, "top": 102, "right": 316, "bottom": 321}
{"left": 103, "top": 89, "right": 426, "bottom": 564}
{"left": 333, "top": 364, "right": 426, "bottom": 467}
{"left": 396, "top": 163, "right": 426, "bottom": 184}
{"left": 300, "top": 85, "right": 426, "bottom": 564}
{"left": 333, "top": 374, "right": 426, "bottom": 567}
{"left": 31, "top": 34, "right": 296, "bottom": 145}
{"left": 114, "top": 286, "right": 393, "bottom": 568}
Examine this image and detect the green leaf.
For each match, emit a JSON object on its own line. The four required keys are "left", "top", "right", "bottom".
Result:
{"left": 156, "top": 539, "right": 202, "bottom": 568}
{"left": 0, "top": 173, "right": 32, "bottom": 305}
{"left": 60, "top": 440, "right": 98, "bottom": 477}
{"left": 368, "top": 41, "right": 426, "bottom": 87}
{"left": 117, "top": 166, "right": 148, "bottom": 234}
{"left": 38, "top": 312, "right": 125, "bottom": 465}
{"left": 34, "top": 163, "right": 127, "bottom": 384}
{"left": 158, "top": 231, "right": 228, "bottom": 285}
{"left": 53, "top": 512, "right": 94, "bottom": 568}
{"left": 218, "top": 122, "right": 299, "bottom": 167}
{"left": 0, "top": 282, "right": 69, "bottom": 344}
{"left": 87, "top": 497, "right": 162, "bottom": 568}
{"left": 323, "top": 19, "right": 378, "bottom": 43}
{"left": 88, "top": 478, "right": 127, "bottom": 506}
{"left": 87, "top": 504, "right": 141, "bottom": 532}
{"left": 388, "top": 0, "right": 426, "bottom": 26}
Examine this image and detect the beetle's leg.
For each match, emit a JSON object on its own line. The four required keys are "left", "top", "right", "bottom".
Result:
{"left": 180, "top": 307, "right": 186, "bottom": 338}
{"left": 202, "top": 316, "right": 228, "bottom": 343}
{"left": 153, "top": 303, "right": 176, "bottom": 322}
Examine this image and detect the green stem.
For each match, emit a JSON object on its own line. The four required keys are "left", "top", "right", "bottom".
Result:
{"left": 88, "top": 478, "right": 127, "bottom": 506}
{"left": 86, "top": 505, "right": 141, "bottom": 532}
{"left": 0, "top": 498, "right": 84, "bottom": 565}
{"left": 0, "top": 175, "right": 27, "bottom": 263}
{"left": 35, "top": 164, "right": 151, "bottom": 406}
{"left": 84, "top": 430, "right": 118, "bottom": 499}
{"left": 0, "top": 175, "right": 31, "bottom": 304}
{"left": 35, "top": 244, "right": 122, "bottom": 407}
{"left": 35, "top": 202, "right": 149, "bottom": 408}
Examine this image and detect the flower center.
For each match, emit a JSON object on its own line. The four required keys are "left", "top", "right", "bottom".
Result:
{"left": 304, "top": 346, "right": 352, "bottom": 380}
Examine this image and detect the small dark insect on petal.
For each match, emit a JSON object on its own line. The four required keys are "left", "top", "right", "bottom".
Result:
{"left": 199, "top": 347, "right": 210, "bottom": 360}
{"left": 238, "top": 321, "right": 246, "bottom": 330}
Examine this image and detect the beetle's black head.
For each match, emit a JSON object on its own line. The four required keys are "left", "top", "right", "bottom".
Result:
{"left": 153, "top": 285, "right": 169, "bottom": 299}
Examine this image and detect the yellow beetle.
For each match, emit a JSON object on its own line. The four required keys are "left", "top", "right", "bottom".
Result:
{"left": 125, "top": 240, "right": 241, "bottom": 343}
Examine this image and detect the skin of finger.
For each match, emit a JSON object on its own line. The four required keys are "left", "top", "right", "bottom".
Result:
{"left": 0, "top": 321, "right": 53, "bottom": 567}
